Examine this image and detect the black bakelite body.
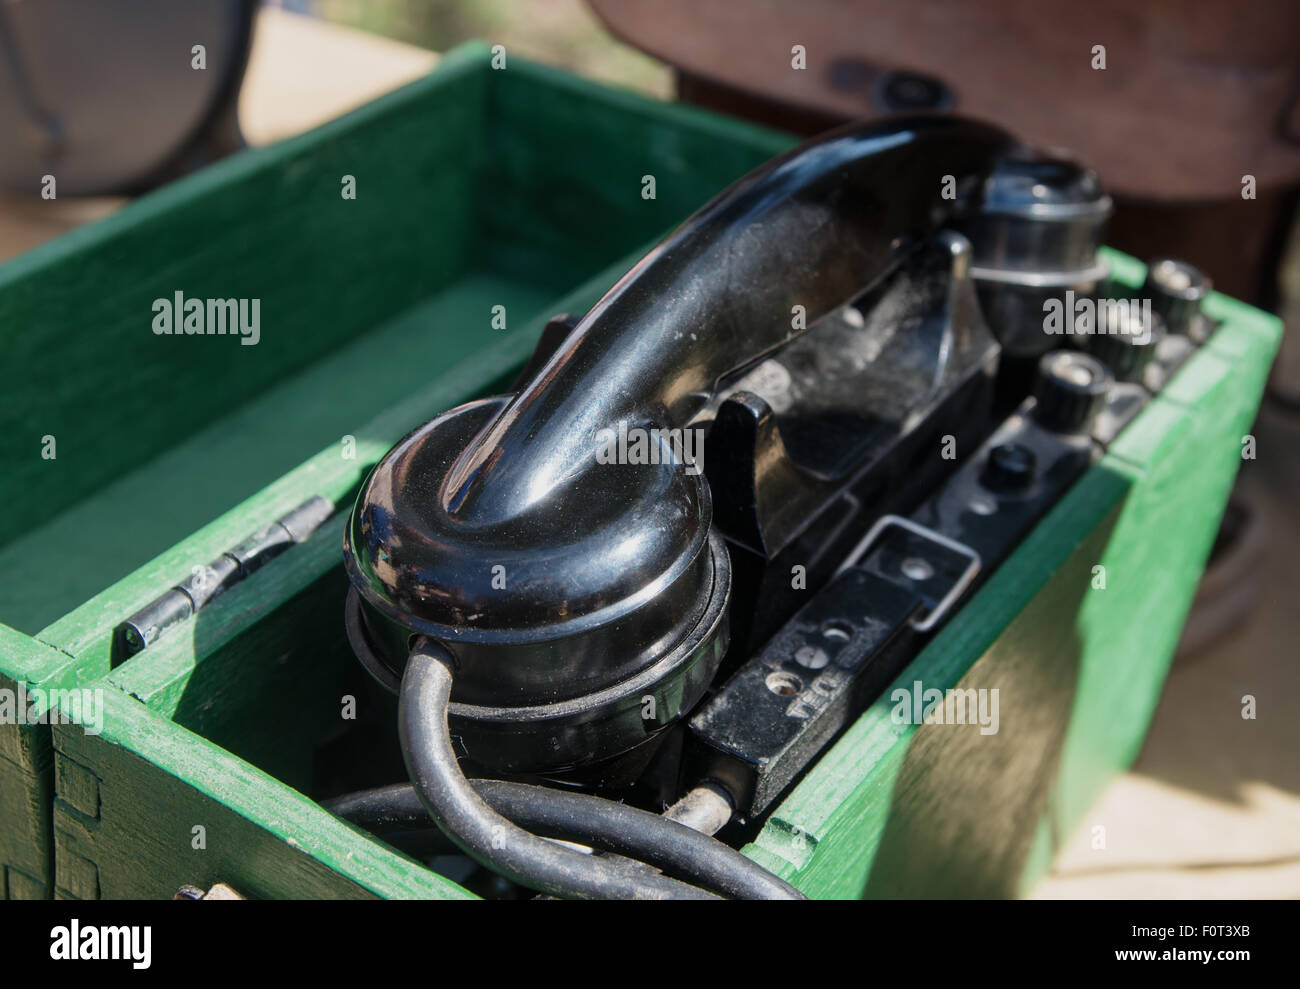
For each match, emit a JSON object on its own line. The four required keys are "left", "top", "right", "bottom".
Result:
{"left": 689, "top": 359, "right": 1104, "bottom": 818}
{"left": 340, "top": 113, "right": 1203, "bottom": 796}
{"left": 342, "top": 115, "right": 1015, "bottom": 780}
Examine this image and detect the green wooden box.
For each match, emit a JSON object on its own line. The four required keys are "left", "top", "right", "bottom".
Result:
{"left": 44, "top": 267, "right": 1278, "bottom": 901}
{"left": 743, "top": 275, "right": 1280, "bottom": 896}
{"left": 0, "top": 42, "right": 791, "bottom": 898}
{"left": 2, "top": 44, "right": 1279, "bottom": 900}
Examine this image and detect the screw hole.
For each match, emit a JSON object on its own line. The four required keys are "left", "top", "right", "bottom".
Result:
{"left": 822, "top": 620, "right": 852, "bottom": 641}
{"left": 901, "top": 557, "right": 935, "bottom": 581}
{"left": 765, "top": 671, "right": 803, "bottom": 696}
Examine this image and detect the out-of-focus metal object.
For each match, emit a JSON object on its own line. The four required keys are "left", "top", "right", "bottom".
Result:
{"left": 1142, "top": 258, "right": 1214, "bottom": 341}
{"left": 1032, "top": 352, "right": 1112, "bottom": 434}
{"left": 956, "top": 149, "right": 1113, "bottom": 362}
{"left": 0, "top": 0, "right": 258, "bottom": 195}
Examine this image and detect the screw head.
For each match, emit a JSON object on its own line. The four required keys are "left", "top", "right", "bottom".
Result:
{"left": 794, "top": 645, "right": 830, "bottom": 670}
{"left": 874, "top": 70, "right": 954, "bottom": 112}
{"left": 901, "top": 557, "right": 936, "bottom": 582}
{"left": 981, "top": 443, "right": 1038, "bottom": 492}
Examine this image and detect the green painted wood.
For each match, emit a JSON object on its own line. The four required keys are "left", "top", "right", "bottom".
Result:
{"left": 36, "top": 249, "right": 639, "bottom": 673}
{"left": 3, "top": 42, "right": 1277, "bottom": 900}
{"left": 0, "top": 44, "right": 489, "bottom": 578}
{"left": 0, "top": 625, "right": 91, "bottom": 900}
{"left": 45, "top": 514, "right": 457, "bottom": 899}
{"left": 1, "top": 633, "right": 106, "bottom": 902}
{"left": 42, "top": 254, "right": 644, "bottom": 900}
{"left": 50, "top": 689, "right": 474, "bottom": 900}
{"left": 1, "top": 46, "right": 793, "bottom": 897}
{"left": 1045, "top": 290, "right": 1278, "bottom": 851}
{"left": 742, "top": 267, "right": 1282, "bottom": 899}
{"left": 51, "top": 252, "right": 1277, "bottom": 900}
{"left": 7, "top": 48, "right": 790, "bottom": 894}
{"left": 0, "top": 47, "right": 792, "bottom": 638}
{"left": 0, "top": 275, "right": 551, "bottom": 635}
{"left": 476, "top": 58, "right": 795, "bottom": 290}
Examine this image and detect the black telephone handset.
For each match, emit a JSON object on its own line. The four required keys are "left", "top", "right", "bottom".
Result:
{"left": 342, "top": 115, "right": 1111, "bottom": 780}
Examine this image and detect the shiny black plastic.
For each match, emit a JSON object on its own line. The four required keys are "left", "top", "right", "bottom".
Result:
{"left": 344, "top": 115, "right": 1012, "bottom": 775}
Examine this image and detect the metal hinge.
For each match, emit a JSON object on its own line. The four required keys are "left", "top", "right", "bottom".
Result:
{"left": 116, "top": 495, "right": 334, "bottom": 657}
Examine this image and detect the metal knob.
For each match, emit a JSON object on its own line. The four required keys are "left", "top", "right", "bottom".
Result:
{"left": 1033, "top": 350, "right": 1112, "bottom": 433}
{"left": 1142, "top": 258, "right": 1210, "bottom": 337}
{"left": 1087, "top": 303, "right": 1165, "bottom": 383}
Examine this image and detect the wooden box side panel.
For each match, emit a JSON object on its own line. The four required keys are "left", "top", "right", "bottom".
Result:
{"left": 1042, "top": 299, "right": 1282, "bottom": 856}
{"left": 43, "top": 259, "right": 642, "bottom": 899}
{"left": 480, "top": 59, "right": 795, "bottom": 289}
{"left": 743, "top": 464, "right": 1134, "bottom": 898}
{"left": 38, "top": 249, "right": 641, "bottom": 671}
{"left": 0, "top": 714, "right": 53, "bottom": 900}
{"left": 51, "top": 689, "right": 474, "bottom": 900}
{"left": 744, "top": 268, "right": 1282, "bottom": 899}
{"left": 1, "top": 624, "right": 101, "bottom": 898}
{"left": 0, "top": 46, "right": 492, "bottom": 550}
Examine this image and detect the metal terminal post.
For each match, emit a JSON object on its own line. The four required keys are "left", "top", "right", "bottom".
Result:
{"left": 663, "top": 782, "right": 734, "bottom": 836}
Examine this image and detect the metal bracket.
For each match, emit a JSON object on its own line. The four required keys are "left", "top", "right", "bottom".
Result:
{"left": 174, "top": 882, "right": 245, "bottom": 901}
{"left": 835, "top": 513, "right": 981, "bottom": 632}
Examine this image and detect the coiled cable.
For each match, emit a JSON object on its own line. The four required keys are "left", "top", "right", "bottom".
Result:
{"left": 397, "top": 638, "right": 717, "bottom": 900}
{"left": 340, "top": 637, "right": 805, "bottom": 899}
